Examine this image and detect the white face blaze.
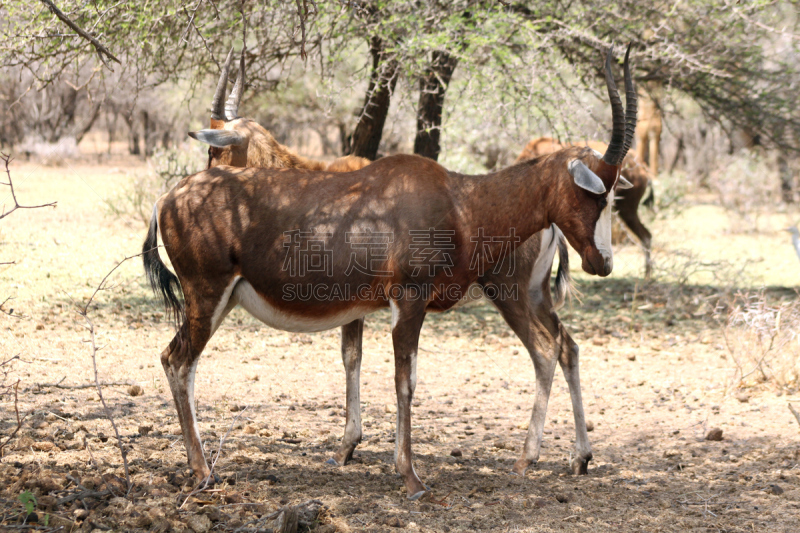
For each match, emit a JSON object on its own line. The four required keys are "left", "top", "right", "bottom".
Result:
{"left": 593, "top": 193, "right": 614, "bottom": 271}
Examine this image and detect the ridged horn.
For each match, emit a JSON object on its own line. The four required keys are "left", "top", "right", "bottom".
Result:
{"left": 621, "top": 43, "right": 637, "bottom": 160}
{"left": 211, "top": 47, "right": 235, "bottom": 121}
{"left": 224, "top": 47, "right": 246, "bottom": 121}
{"left": 602, "top": 44, "right": 626, "bottom": 167}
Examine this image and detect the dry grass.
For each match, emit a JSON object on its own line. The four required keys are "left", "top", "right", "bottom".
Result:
{"left": 1, "top": 156, "right": 800, "bottom": 532}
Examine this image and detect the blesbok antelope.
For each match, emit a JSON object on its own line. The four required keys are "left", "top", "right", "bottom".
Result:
{"left": 144, "top": 45, "right": 636, "bottom": 499}
{"left": 516, "top": 137, "right": 653, "bottom": 277}
{"left": 188, "top": 47, "right": 369, "bottom": 173}
{"left": 184, "top": 46, "right": 590, "bottom": 477}
{"left": 634, "top": 83, "right": 662, "bottom": 176}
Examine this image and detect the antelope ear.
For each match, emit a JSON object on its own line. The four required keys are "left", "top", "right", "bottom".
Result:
{"left": 569, "top": 159, "right": 606, "bottom": 195}
{"left": 188, "top": 129, "right": 244, "bottom": 147}
{"left": 616, "top": 175, "right": 634, "bottom": 189}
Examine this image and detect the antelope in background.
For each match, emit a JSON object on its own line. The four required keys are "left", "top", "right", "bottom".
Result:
{"left": 634, "top": 82, "right": 663, "bottom": 177}
{"left": 145, "top": 45, "right": 636, "bottom": 499}
{"left": 188, "top": 47, "right": 369, "bottom": 173}
{"left": 517, "top": 137, "right": 653, "bottom": 278}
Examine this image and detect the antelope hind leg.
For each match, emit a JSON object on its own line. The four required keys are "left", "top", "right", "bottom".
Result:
{"left": 557, "top": 327, "right": 593, "bottom": 474}
{"left": 328, "top": 318, "right": 364, "bottom": 466}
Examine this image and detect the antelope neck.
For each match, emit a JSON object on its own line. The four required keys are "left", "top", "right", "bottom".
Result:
{"left": 457, "top": 161, "right": 554, "bottom": 250}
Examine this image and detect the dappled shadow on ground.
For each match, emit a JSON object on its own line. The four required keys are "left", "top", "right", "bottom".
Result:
{"left": 2, "top": 277, "right": 799, "bottom": 532}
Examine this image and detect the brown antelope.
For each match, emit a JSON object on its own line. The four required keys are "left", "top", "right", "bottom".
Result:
{"left": 183, "top": 48, "right": 594, "bottom": 476}
{"left": 182, "top": 48, "right": 588, "bottom": 477}
{"left": 634, "top": 83, "right": 662, "bottom": 176}
{"left": 188, "top": 48, "right": 369, "bottom": 173}
{"left": 144, "top": 45, "right": 636, "bottom": 500}
{"left": 516, "top": 137, "right": 652, "bottom": 277}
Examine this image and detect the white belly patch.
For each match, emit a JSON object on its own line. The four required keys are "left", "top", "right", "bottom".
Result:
{"left": 232, "top": 279, "right": 368, "bottom": 333}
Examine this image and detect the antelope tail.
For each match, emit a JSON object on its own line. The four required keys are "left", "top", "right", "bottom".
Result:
{"left": 142, "top": 204, "right": 184, "bottom": 326}
{"left": 552, "top": 226, "right": 572, "bottom": 311}
{"left": 642, "top": 182, "right": 655, "bottom": 210}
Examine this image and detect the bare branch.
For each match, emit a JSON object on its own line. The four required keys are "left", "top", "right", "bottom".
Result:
{"left": 0, "top": 153, "right": 57, "bottom": 222}
{"left": 0, "top": 380, "right": 24, "bottom": 457}
{"left": 790, "top": 403, "right": 800, "bottom": 429}
{"left": 39, "top": 0, "right": 121, "bottom": 70}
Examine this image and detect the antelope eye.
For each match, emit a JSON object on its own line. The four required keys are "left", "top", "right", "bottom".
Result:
{"left": 598, "top": 197, "right": 608, "bottom": 210}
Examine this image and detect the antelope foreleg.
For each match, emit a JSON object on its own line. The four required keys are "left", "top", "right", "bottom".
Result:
{"left": 512, "top": 342, "right": 559, "bottom": 476}
{"left": 391, "top": 300, "right": 427, "bottom": 500}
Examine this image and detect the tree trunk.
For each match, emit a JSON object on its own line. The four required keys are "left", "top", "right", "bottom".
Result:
{"left": 347, "top": 37, "right": 398, "bottom": 161}
{"left": 142, "top": 110, "right": 152, "bottom": 157}
{"left": 413, "top": 51, "right": 458, "bottom": 161}
{"left": 778, "top": 154, "right": 795, "bottom": 203}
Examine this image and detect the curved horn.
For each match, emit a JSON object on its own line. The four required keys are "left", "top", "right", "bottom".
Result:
{"left": 211, "top": 47, "right": 235, "bottom": 121}
{"left": 225, "top": 46, "right": 246, "bottom": 121}
{"left": 621, "top": 43, "right": 637, "bottom": 160}
{"left": 602, "top": 44, "right": 626, "bottom": 167}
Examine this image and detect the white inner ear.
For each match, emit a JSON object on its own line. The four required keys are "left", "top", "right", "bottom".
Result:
{"left": 616, "top": 175, "right": 634, "bottom": 189}
{"left": 188, "top": 129, "right": 244, "bottom": 147}
{"left": 569, "top": 159, "right": 606, "bottom": 194}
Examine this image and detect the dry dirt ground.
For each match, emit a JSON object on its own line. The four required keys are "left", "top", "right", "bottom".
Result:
{"left": 1, "top": 157, "right": 800, "bottom": 532}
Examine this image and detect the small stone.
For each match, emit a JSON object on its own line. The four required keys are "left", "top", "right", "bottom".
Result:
{"left": 187, "top": 513, "right": 212, "bottom": 533}
{"left": 450, "top": 448, "right": 462, "bottom": 457}
{"left": 138, "top": 425, "right": 153, "bottom": 436}
{"left": 735, "top": 392, "right": 750, "bottom": 403}
{"left": 585, "top": 420, "right": 594, "bottom": 432}
{"left": 627, "top": 354, "right": 636, "bottom": 361}
{"left": 531, "top": 498, "right": 548, "bottom": 508}
{"left": 32, "top": 441, "right": 55, "bottom": 452}
{"left": 658, "top": 499, "right": 671, "bottom": 509}
{"left": 36, "top": 323, "right": 45, "bottom": 330}
{"left": 229, "top": 404, "right": 243, "bottom": 412}
{"left": 383, "top": 515, "right": 405, "bottom": 527}
{"left": 385, "top": 403, "right": 396, "bottom": 414}
{"left": 705, "top": 428, "right": 723, "bottom": 441}
{"left": 555, "top": 493, "right": 571, "bottom": 503}
{"left": 127, "top": 385, "right": 144, "bottom": 397}
{"left": 244, "top": 425, "right": 257, "bottom": 434}
{"left": 766, "top": 484, "right": 784, "bottom": 495}
{"left": 224, "top": 491, "right": 243, "bottom": 504}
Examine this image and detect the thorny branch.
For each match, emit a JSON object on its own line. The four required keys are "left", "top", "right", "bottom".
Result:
{"left": 0, "top": 379, "right": 24, "bottom": 458}
{"left": 79, "top": 313, "right": 131, "bottom": 494}
{"left": 0, "top": 153, "right": 57, "bottom": 222}
{"left": 39, "top": 0, "right": 121, "bottom": 70}
{"left": 789, "top": 403, "right": 800, "bottom": 429}
{"left": 74, "top": 250, "right": 155, "bottom": 495}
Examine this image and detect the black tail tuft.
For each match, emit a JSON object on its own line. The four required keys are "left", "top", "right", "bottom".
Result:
{"left": 143, "top": 205, "right": 184, "bottom": 327}
{"left": 553, "top": 227, "right": 572, "bottom": 310}
{"left": 642, "top": 183, "right": 655, "bottom": 211}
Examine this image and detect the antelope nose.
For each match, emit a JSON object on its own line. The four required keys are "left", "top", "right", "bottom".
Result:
{"left": 601, "top": 257, "right": 613, "bottom": 277}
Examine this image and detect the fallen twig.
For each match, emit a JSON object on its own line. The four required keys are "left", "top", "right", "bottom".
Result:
{"left": 56, "top": 488, "right": 112, "bottom": 506}
{"left": 789, "top": 403, "right": 800, "bottom": 428}
{"left": 29, "top": 380, "right": 136, "bottom": 391}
